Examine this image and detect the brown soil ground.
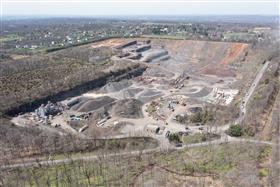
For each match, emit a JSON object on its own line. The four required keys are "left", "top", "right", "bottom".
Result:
{"left": 149, "top": 39, "right": 248, "bottom": 65}
{"left": 93, "top": 38, "right": 248, "bottom": 68}
{"left": 199, "top": 65, "right": 236, "bottom": 77}
{"left": 91, "top": 38, "right": 125, "bottom": 48}
{"left": 220, "top": 43, "right": 249, "bottom": 64}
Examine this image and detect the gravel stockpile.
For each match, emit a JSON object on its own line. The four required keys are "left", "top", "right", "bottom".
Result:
{"left": 112, "top": 99, "right": 143, "bottom": 118}
{"left": 115, "top": 88, "right": 143, "bottom": 99}
{"left": 71, "top": 96, "right": 116, "bottom": 112}
{"left": 137, "top": 89, "right": 163, "bottom": 103}
{"left": 100, "top": 80, "right": 132, "bottom": 93}
{"left": 185, "top": 87, "right": 212, "bottom": 98}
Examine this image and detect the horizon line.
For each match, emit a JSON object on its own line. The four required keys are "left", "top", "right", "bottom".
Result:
{"left": 2, "top": 0, "right": 279, "bottom": 3}
{"left": 3, "top": 14, "right": 279, "bottom": 16}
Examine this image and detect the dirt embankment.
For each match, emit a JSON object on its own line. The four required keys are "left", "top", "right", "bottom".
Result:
{"left": 200, "top": 66, "right": 236, "bottom": 77}
{"left": 220, "top": 43, "right": 249, "bottom": 64}
{"left": 150, "top": 39, "right": 248, "bottom": 63}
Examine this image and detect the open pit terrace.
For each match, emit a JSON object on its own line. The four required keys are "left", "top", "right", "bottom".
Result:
{"left": 10, "top": 38, "right": 250, "bottom": 146}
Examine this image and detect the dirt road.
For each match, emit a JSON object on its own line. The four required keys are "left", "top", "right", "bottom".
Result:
{"left": 239, "top": 61, "right": 270, "bottom": 120}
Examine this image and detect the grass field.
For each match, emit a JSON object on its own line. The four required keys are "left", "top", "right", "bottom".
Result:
{"left": 183, "top": 133, "right": 221, "bottom": 144}
{"left": 141, "top": 34, "right": 190, "bottom": 40}
{"left": 0, "top": 34, "right": 21, "bottom": 42}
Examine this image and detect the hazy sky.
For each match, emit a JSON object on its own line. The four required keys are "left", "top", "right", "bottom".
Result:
{"left": 2, "top": 0, "right": 279, "bottom": 16}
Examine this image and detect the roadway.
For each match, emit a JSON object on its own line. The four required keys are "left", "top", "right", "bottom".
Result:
{"left": 239, "top": 61, "right": 270, "bottom": 123}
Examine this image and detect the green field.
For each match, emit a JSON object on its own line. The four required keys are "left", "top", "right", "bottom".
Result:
{"left": 183, "top": 133, "right": 221, "bottom": 144}
{"left": 0, "top": 34, "right": 21, "bottom": 42}
{"left": 142, "top": 34, "right": 190, "bottom": 40}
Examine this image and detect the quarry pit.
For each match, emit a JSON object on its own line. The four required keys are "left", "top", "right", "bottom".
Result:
{"left": 12, "top": 38, "right": 249, "bottom": 142}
